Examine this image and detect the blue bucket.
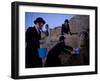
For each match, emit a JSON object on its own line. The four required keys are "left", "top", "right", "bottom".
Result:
{"left": 74, "top": 48, "right": 80, "bottom": 54}
{"left": 38, "top": 48, "right": 47, "bottom": 59}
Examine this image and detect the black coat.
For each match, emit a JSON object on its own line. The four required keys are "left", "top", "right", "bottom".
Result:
{"left": 61, "top": 24, "right": 71, "bottom": 35}
{"left": 45, "top": 42, "right": 73, "bottom": 67}
{"left": 25, "top": 27, "right": 42, "bottom": 68}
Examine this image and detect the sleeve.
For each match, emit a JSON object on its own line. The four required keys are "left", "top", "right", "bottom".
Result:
{"left": 61, "top": 24, "right": 64, "bottom": 35}
{"left": 26, "top": 27, "right": 32, "bottom": 43}
{"left": 67, "top": 24, "right": 70, "bottom": 32}
{"left": 67, "top": 24, "right": 72, "bottom": 35}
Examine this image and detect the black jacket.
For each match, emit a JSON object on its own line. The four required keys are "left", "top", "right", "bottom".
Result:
{"left": 26, "top": 27, "right": 42, "bottom": 68}
{"left": 45, "top": 42, "right": 73, "bottom": 67}
{"left": 61, "top": 24, "right": 71, "bottom": 35}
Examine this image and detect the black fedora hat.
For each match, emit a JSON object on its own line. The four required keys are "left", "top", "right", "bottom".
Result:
{"left": 64, "top": 19, "right": 69, "bottom": 23}
{"left": 34, "top": 17, "right": 46, "bottom": 24}
{"left": 59, "top": 36, "right": 65, "bottom": 41}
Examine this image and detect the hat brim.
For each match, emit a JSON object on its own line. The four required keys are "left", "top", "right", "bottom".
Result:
{"left": 34, "top": 19, "right": 45, "bottom": 24}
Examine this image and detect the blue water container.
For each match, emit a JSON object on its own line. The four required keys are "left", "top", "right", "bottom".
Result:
{"left": 74, "top": 48, "right": 80, "bottom": 54}
{"left": 38, "top": 48, "right": 47, "bottom": 59}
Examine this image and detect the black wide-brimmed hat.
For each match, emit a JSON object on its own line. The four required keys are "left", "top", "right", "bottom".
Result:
{"left": 34, "top": 17, "right": 46, "bottom": 24}
{"left": 64, "top": 19, "right": 69, "bottom": 23}
{"left": 59, "top": 36, "right": 65, "bottom": 41}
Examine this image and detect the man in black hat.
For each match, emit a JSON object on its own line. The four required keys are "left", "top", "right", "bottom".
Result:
{"left": 45, "top": 42, "right": 73, "bottom": 67}
{"left": 45, "top": 33, "right": 73, "bottom": 67}
{"left": 26, "top": 17, "right": 45, "bottom": 68}
{"left": 61, "top": 19, "right": 72, "bottom": 35}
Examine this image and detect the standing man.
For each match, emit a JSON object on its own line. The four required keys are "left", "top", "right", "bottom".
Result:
{"left": 26, "top": 17, "right": 46, "bottom": 68}
{"left": 61, "top": 19, "right": 72, "bottom": 35}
